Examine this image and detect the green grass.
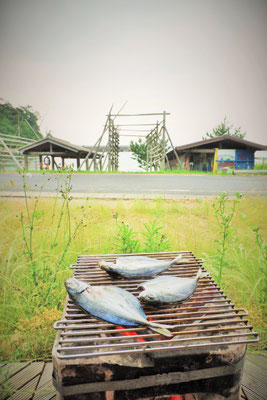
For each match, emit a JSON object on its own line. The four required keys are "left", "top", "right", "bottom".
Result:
{"left": 0, "top": 168, "right": 230, "bottom": 175}
{"left": 0, "top": 194, "right": 266, "bottom": 361}
{"left": 255, "top": 163, "right": 267, "bottom": 170}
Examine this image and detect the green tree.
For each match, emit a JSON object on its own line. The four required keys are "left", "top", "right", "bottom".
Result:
{"left": 0, "top": 100, "right": 43, "bottom": 140}
{"left": 202, "top": 117, "right": 246, "bottom": 140}
{"left": 130, "top": 138, "right": 171, "bottom": 170}
{"left": 130, "top": 138, "right": 147, "bottom": 169}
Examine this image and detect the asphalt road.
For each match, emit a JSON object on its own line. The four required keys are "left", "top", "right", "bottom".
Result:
{"left": 0, "top": 173, "right": 267, "bottom": 198}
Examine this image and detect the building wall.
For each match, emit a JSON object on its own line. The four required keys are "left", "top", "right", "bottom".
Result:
{"left": 217, "top": 149, "right": 255, "bottom": 170}
{"left": 169, "top": 147, "right": 256, "bottom": 171}
{"left": 235, "top": 149, "right": 254, "bottom": 169}
{"left": 217, "top": 149, "right": 235, "bottom": 171}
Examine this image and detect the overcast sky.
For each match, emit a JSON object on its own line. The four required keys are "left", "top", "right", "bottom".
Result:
{"left": 0, "top": 0, "right": 266, "bottom": 149}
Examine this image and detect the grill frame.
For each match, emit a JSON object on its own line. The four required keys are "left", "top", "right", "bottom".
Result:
{"left": 53, "top": 251, "right": 258, "bottom": 362}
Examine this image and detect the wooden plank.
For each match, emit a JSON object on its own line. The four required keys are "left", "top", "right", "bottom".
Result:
{"left": 246, "top": 353, "right": 267, "bottom": 369}
{"left": 33, "top": 363, "right": 55, "bottom": 400}
{"left": 4, "top": 362, "right": 44, "bottom": 396}
{"left": 35, "top": 363, "right": 53, "bottom": 389}
{"left": 0, "top": 137, "right": 34, "bottom": 145}
{"left": 0, "top": 363, "right": 31, "bottom": 383}
{"left": 32, "top": 380, "right": 55, "bottom": 400}
{"left": 7, "top": 375, "right": 40, "bottom": 400}
{"left": 241, "top": 354, "right": 267, "bottom": 400}
{"left": 108, "top": 113, "right": 170, "bottom": 116}
{"left": 241, "top": 385, "right": 263, "bottom": 400}
{"left": 27, "top": 152, "right": 71, "bottom": 156}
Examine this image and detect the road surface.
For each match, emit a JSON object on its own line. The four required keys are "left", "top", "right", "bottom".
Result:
{"left": 0, "top": 173, "right": 266, "bottom": 199}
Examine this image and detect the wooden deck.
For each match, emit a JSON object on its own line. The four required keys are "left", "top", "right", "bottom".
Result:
{"left": 0, "top": 362, "right": 55, "bottom": 400}
{"left": 0, "top": 353, "right": 266, "bottom": 400}
{"left": 241, "top": 354, "right": 267, "bottom": 400}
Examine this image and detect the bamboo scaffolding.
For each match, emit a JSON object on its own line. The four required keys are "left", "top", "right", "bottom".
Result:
{"left": 0, "top": 137, "right": 23, "bottom": 170}
{"left": 0, "top": 133, "right": 39, "bottom": 171}
{"left": 83, "top": 106, "right": 178, "bottom": 172}
{"left": 0, "top": 132, "right": 34, "bottom": 142}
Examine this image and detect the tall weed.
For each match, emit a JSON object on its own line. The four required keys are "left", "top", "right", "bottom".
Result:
{"left": 252, "top": 226, "right": 267, "bottom": 315}
{"left": 0, "top": 170, "right": 89, "bottom": 360}
{"left": 212, "top": 192, "right": 241, "bottom": 285}
{"left": 18, "top": 170, "right": 86, "bottom": 308}
{"left": 113, "top": 222, "right": 140, "bottom": 254}
{"left": 113, "top": 219, "right": 171, "bottom": 253}
{"left": 142, "top": 220, "right": 171, "bottom": 252}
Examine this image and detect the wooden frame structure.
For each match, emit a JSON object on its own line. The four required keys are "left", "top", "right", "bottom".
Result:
{"left": 145, "top": 111, "right": 181, "bottom": 171}
{"left": 79, "top": 108, "right": 181, "bottom": 172}
{"left": 79, "top": 107, "right": 121, "bottom": 172}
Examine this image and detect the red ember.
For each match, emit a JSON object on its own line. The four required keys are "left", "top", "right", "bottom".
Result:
{"left": 115, "top": 326, "right": 147, "bottom": 342}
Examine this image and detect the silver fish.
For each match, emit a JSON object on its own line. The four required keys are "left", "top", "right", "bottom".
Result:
{"left": 65, "top": 277, "right": 173, "bottom": 337}
{"left": 138, "top": 268, "right": 209, "bottom": 304}
{"left": 98, "top": 254, "right": 184, "bottom": 278}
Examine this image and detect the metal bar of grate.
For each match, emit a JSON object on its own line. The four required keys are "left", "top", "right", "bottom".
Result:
{"left": 53, "top": 251, "right": 258, "bottom": 360}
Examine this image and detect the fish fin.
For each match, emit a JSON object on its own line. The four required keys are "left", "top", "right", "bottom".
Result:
{"left": 146, "top": 322, "right": 173, "bottom": 337}
{"left": 196, "top": 268, "right": 210, "bottom": 280}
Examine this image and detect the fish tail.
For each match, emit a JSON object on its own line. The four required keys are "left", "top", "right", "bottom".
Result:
{"left": 146, "top": 321, "right": 173, "bottom": 337}
{"left": 171, "top": 254, "right": 183, "bottom": 264}
{"left": 196, "top": 268, "right": 209, "bottom": 280}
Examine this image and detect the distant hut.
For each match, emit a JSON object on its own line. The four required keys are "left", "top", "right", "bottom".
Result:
{"left": 20, "top": 133, "right": 100, "bottom": 170}
{"left": 167, "top": 135, "right": 266, "bottom": 171}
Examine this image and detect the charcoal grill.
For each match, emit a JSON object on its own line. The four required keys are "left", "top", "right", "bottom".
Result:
{"left": 52, "top": 251, "right": 258, "bottom": 399}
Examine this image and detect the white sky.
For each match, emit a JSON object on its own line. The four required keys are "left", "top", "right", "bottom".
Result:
{"left": 0, "top": 0, "right": 267, "bottom": 151}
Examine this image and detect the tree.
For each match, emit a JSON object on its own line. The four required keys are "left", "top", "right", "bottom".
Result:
{"left": 202, "top": 117, "right": 246, "bottom": 140}
{"left": 130, "top": 138, "right": 147, "bottom": 169}
{"left": 130, "top": 138, "right": 171, "bottom": 170}
{"left": 0, "top": 100, "right": 43, "bottom": 140}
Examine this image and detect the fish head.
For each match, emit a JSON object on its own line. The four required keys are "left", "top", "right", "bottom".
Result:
{"left": 65, "top": 278, "right": 89, "bottom": 295}
{"left": 138, "top": 290, "right": 159, "bottom": 304}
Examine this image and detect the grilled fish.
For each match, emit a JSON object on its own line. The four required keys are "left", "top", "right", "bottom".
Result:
{"left": 138, "top": 268, "right": 209, "bottom": 304}
{"left": 98, "top": 254, "right": 185, "bottom": 278}
{"left": 65, "top": 277, "right": 173, "bottom": 337}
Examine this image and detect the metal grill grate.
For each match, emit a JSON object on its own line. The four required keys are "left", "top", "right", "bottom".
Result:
{"left": 54, "top": 251, "right": 258, "bottom": 360}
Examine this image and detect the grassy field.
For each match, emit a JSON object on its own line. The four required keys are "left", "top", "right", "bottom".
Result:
{"left": 0, "top": 182, "right": 266, "bottom": 361}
